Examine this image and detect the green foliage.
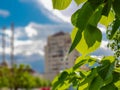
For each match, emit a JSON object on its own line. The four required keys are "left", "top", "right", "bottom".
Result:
{"left": 71, "top": 26, "right": 102, "bottom": 56}
{"left": 112, "top": 0, "right": 120, "bottom": 18}
{"left": 108, "top": 18, "right": 120, "bottom": 40}
{"left": 74, "top": 0, "right": 86, "bottom": 5}
{"left": 0, "top": 64, "right": 50, "bottom": 89}
{"left": 100, "top": 11, "right": 114, "bottom": 27}
{"left": 69, "top": 2, "right": 103, "bottom": 53}
{"left": 107, "top": 22, "right": 120, "bottom": 67}
{"left": 52, "top": 0, "right": 120, "bottom": 90}
{"left": 52, "top": 0, "right": 72, "bottom": 10}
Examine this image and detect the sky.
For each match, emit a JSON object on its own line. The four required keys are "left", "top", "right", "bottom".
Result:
{"left": 0, "top": 0, "right": 113, "bottom": 73}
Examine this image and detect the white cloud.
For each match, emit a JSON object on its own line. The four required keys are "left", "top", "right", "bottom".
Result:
{"left": 100, "top": 40, "right": 108, "bottom": 50}
{"left": 92, "top": 40, "right": 113, "bottom": 56}
{"left": 12, "top": 22, "right": 72, "bottom": 56}
{"left": 0, "top": 47, "right": 10, "bottom": 55}
{"left": 37, "top": 0, "right": 67, "bottom": 22}
{"left": 3, "top": 27, "right": 27, "bottom": 40}
{"left": 98, "top": 24, "right": 106, "bottom": 33}
{"left": 24, "top": 22, "right": 72, "bottom": 40}
{"left": 36, "top": 0, "right": 80, "bottom": 23}
{"left": 0, "top": 9, "right": 10, "bottom": 17}
{"left": 1, "top": 22, "right": 72, "bottom": 58}
{"left": 14, "top": 40, "right": 32, "bottom": 46}
{"left": 25, "top": 24, "right": 38, "bottom": 38}
{"left": 15, "top": 40, "right": 45, "bottom": 56}
{"left": 4, "top": 29, "right": 12, "bottom": 37}
{"left": 91, "top": 55, "right": 103, "bottom": 60}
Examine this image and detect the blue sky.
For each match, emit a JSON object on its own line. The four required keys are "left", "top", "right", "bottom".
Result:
{"left": 0, "top": 0, "right": 113, "bottom": 73}
{"left": 0, "top": 0, "right": 55, "bottom": 27}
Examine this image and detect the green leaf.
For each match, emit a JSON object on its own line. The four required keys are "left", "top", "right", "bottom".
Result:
{"left": 71, "top": 1, "right": 98, "bottom": 29}
{"left": 78, "top": 68, "right": 97, "bottom": 90}
{"left": 100, "top": 11, "right": 114, "bottom": 27}
{"left": 98, "top": 56, "right": 115, "bottom": 85}
{"left": 112, "top": 72, "right": 120, "bottom": 90}
{"left": 114, "top": 80, "right": 120, "bottom": 89}
{"left": 89, "top": 76, "right": 103, "bottom": 90}
{"left": 52, "top": 71, "right": 70, "bottom": 90}
{"left": 102, "top": 0, "right": 112, "bottom": 16}
{"left": 71, "top": 25, "right": 102, "bottom": 56}
{"left": 78, "top": 83, "right": 88, "bottom": 90}
{"left": 52, "top": 0, "right": 72, "bottom": 10}
{"left": 74, "top": 0, "right": 86, "bottom": 5}
{"left": 88, "top": 0, "right": 104, "bottom": 5}
{"left": 75, "top": 56, "right": 96, "bottom": 65}
{"left": 69, "top": 4, "right": 103, "bottom": 53}
{"left": 88, "top": 57, "right": 97, "bottom": 67}
{"left": 100, "top": 83, "right": 118, "bottom": 90}
{"left": 73, "top": 56, "right": 96, "bottom": 71}
{"left": 69, "top": 28, "right": 82, "bottom": 53}
{"left": 109, "top": 18, "right": 120, "bottom": 39}
{"left": 84, "top": 25, "right": 102, "bottom": 48}
{"left": 112, "top": 71, "right": 120, "bottom": 83}
{"left": 114, "top": 67, "right": 120, "bottom": 73}
{"left": 73, "top": 56, "right": 87, "bottom": 70}
{"left": 102, "top": 56, "right": 115, "bottom": 64}
{"left": 112, "top": 0, "right": 120, "bottom": 18}
{"left": 88, "top": 5, "right": 103, "bottom": 26}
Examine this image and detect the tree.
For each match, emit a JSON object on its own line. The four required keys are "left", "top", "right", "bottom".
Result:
{"left": 0, "top": 64, "right": 50, "bottom": 90}
{"left": 51, "top": 0, "right": 120, "bottom": 90}
{"left": 9, "top": 64, "right": 38, "bottom": 90}
{"left": 0, "top": 67, "right": 9, "bottom": 88}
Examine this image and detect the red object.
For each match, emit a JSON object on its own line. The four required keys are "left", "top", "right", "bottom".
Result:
{"left": 41, "top": 87, "right": 46, "bottom": 90}
{"left": 46, "top": 87, "right": 50, "bottom": 90}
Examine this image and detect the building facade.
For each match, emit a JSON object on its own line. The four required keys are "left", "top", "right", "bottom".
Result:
{"left": 44, "top": 31, "right": 79, "bottom": 81}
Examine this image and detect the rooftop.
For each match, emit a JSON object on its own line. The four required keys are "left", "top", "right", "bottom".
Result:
{"left": 52, "top": 31, "right": 65, "bottom": 37}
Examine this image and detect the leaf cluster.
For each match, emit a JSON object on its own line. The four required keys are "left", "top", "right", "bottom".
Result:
{"left": 52, "top": 0, "right": 120, "bottom": 90}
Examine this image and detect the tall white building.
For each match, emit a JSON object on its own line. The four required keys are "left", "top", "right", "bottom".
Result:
{"left": 44, "top": 31, "right": 79, "bottom": 81}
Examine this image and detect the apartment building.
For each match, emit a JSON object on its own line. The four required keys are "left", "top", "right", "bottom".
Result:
{"left": 44, "top": 31, "right": 79, "bottom": 81}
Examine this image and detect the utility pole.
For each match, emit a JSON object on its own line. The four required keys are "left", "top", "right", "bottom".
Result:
{"left": 2, "top": 27, "right": 6, "bottom": 63}
{"left": 11, "top": 23, "right": 15, "bottom": 67}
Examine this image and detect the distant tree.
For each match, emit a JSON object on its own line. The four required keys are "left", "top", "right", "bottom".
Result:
{"left": 0, "top": 67, "right": 9, "bottom": 88}
{"left": 0, "top": 64, "right": 50, "bottom": 90}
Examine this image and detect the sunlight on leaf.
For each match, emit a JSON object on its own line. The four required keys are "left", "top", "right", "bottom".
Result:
{"left": 100, "top": 11, "right": 114, "bottom": 27}
{"left": 69, "top": 4, "right": 103, "bottom": 53}
{"left": 71, "top": 26, "right": 102, "bottom": 56}
{"left": 78, "top": 83, "right": 88, "bottom": 90}
{"left": 74, "top": 0, "right": 86, "bottom": 5}
{"left": 114, "top": 81, "right": 120, "bottom": 89}
{"left": 52, "top": 0, "right": 72, "bottom": 10}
